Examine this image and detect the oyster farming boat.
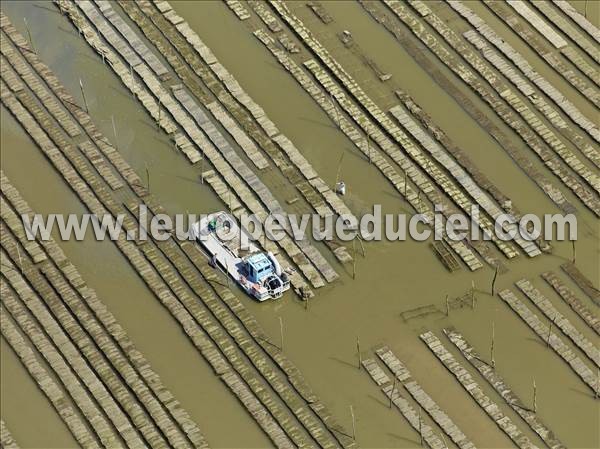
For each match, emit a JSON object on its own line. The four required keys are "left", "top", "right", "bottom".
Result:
{"left": 191, "top": 211, "right": 291, "bottom": 301}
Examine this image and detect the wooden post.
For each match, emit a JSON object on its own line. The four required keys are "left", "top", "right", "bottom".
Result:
{"left": 533, "top": 378, "right": 537, "bottom": 413}
{"left": 225, "top": 259, "right": 230, "bottom": 288}
{"left": 418, "top": 406, "right": 423, "bottom": 446}
{"left": 389, "top": 376, "right": 397, "bottom": 408}
{"left": 491, "top": 264, "right": 499, "bottom": 296}
{"left": 350, "top": 405, "right": 356, "bottom": 441}
{"left": 357, "top": 235, "right": 366, "bottom": 257}
{"left": 335, "top": 151, "right": 345, "bottom": 188}
{"left": 157, "top": 100, "right": 161, "bottom": 129}
{"left": 79, "top": 79, "right": 89, "bottom": 113}
{"left": 471, "top": 280, "right": 475, "bottom": 309}
{"left": 441, "top": 433, "right": 448, "bottom": 449}
{"left": 445, "top": 294, "right": 450, "bottom": 316}
{"left": 24, "top": 18, "right": 36, "bottom": 54}
{"left": 305, "top": 293, "right": 309, "bottom": 310}
{"left": 352, "top": 237, "right": 357, "bottom": 280}
{"left": 16, "top": 245, "right": 22, "bottom": 273}
{"left": 366, "top": 132, "right": 371, "bottom": 164}
{"left": 144, "top": 163, "right": 150, "bottom": 192}
{"left": 331, "top": 94, "right": 341, "bottom": 128}
{"left": 111, "top": 115, "right": 119, "bottom": 150}
{"left": 356, "top": 336, "right": 361, "bottom": 369}
{"left": 571, "top": 240, "right": 576, "bottom": 264}
{"left": 279, "top": 316, "right": 284, "bottom": 352}
{"left": 546, "top": 319, "right": 553, "bottom": 347}
{"left": 490, "top": 321, "right": 496, "bottom": 369}
{"left": 130, "top": 64, "right": 135, "bottom": 95}
{"left": 200, "top": 155, "right": 204, "bottom": 184}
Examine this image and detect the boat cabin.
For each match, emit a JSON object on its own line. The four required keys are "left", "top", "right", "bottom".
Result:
{"left": 244, "top": 253, "right": 274, "bottom": 284}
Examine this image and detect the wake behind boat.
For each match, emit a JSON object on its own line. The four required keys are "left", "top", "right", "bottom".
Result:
{"left": 191, "top": 211, "right": 291, "bottom": 301}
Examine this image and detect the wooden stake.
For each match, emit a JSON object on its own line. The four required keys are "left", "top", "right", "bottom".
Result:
{"left": 404, "top": 172, "right": 408, "bottom": 198}
{"left": 200, "top": 155, "right": 204, "bottom": 184}
{"left": 24, "top": 18, "right": 36, "bottom": 54}
{"left": 305, "top": 293, "right": 309, "bottom": 310}
{"left": 418, "top": 406, "right": 423, "bottom": 446}
{"left": 546, "top": 319, "right": 553, "bottom": 347}
{"left": 111, "top": 115, "right": 118, "bottom": 150}
{"left": 279, "top": 316, "right": 284, "bottom": 352}
{"left": 366, "top": 132, "right": 371, "bottom": 163}
{"left": 571, "top": 240, "right": 576, "bottom": 264}
{"left": 356, "top": 336, "right": 361, "bottom": 369}
{"left": 533, "top": 378, "right": 537, "bottom": 413}
{"left": 225, "top": 259, "right": 230, "bottom": 288}
{"left": 471, "top": 280, "right": 475, "bottom": 309}
{"left": 130, "top": 64, "right": 135, "bottom": 95}
{"left": 491, "top": 264, "right": 499, "bottom": 296}
{"left": 389, "top": 376, "right": 397, "bottom": 408}
{"left": 79, "top": 79, "right": 89, "bottom": 113}
{"left": 157, "top": 100, "right": 161, "bottom": 129}
{"left": 445, "top": 294, "right": 450, "bottom": 316}
{"left": 441, "top": 433, "right": 448, "bottom": 449}
{"left": 490, "top": 321, "right": 496, "bottom": 369}
{"left": 357, "top": 235, "right": 366, "bottom": 257}
{"left": 145, "top": 163, "right": 150, "bottom": 192}
{"left": 16, "top": 245, "right": 22, "bottom": 273}
{"left": 350, "top": 405, "right": 356, "bottom": 441}
{"left": 352, "top": 237, "right": 357, "bottom": 280}
{"left": 335, "top": 151, "right": 345, "bottom": 187}
{"left": 331, "top": 94, "right": 341, "bottom": 128}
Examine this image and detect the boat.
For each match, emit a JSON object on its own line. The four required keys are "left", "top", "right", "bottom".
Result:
{"left": 190, "top": 211, "right": 291, "bottom": 301}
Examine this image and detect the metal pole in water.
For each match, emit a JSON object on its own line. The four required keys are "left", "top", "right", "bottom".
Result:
{"left": 79, "top": 79, "right": 89, "bottom": 113}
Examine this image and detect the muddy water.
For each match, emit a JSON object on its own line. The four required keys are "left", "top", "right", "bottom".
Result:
{"left": 1, "top": 1, "right": 599, "bottom": 448}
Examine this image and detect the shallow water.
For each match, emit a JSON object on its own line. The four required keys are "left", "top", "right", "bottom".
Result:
{"left": 1, "top": 1, "right": 598, "bottom": 448}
